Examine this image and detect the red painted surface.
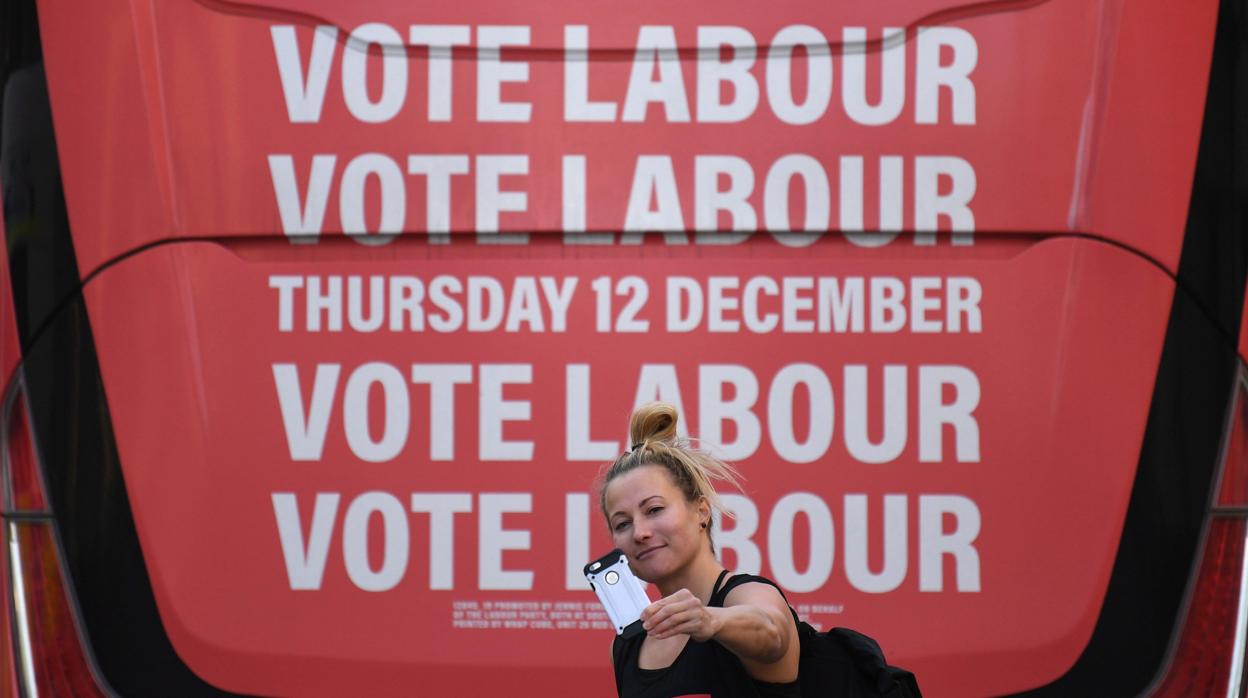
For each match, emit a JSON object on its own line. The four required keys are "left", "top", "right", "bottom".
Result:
{"left": 32, "top": 0, "right": 1215, "bottom": 695}
{"left": 0, "top": 190, "right": 24, "bottom": 391}
{"left": 0, "top": 189, "right": 27, "bottom": 697}
{"left": 38, "top": 0, "right": 1214, "bottom": 274}
{"left": 82, "top": 236, "right": 1171, "bottom": 696}
{"left": 1239, "top": 282, "right": 1248, "bottom": 363}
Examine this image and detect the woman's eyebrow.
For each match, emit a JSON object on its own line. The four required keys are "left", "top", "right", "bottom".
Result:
{"left": 609, "top": 495, "right": 665, "bottom": 521}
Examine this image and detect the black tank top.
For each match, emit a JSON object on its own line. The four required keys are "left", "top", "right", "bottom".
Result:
{"left": 611, "top": 572, "right": 801, "bottom": 698}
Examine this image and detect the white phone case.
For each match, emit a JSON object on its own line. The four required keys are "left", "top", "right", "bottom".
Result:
{"left": 584, "top": 549, "right": 651, "bottom": 637}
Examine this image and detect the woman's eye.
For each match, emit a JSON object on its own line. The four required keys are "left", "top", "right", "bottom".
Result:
{"left": 647, "top": 507, "right": 663, "bottom": 515}
{"left": 614, "top": 521, "right": 631, "bottom": 532}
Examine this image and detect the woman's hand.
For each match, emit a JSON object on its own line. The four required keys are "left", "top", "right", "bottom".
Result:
{"left": 641, "top": 589, "right": 722, "bottom": 641}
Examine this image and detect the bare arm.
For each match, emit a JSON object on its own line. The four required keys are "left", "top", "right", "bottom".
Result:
{"left": 641, "top": 583, "right": 800, "bottom": 683}
{"left": 709, "top": 584, "right": 795, "bottom": 665}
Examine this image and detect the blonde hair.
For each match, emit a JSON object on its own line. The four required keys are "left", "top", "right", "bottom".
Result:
{"left": 598, "top": 402, "right": 744, "bottom": 535}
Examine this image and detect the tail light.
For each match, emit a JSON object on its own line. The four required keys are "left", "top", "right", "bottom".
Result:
{"left": 0, "top": 374, "right": 111, "bottom": 697}
{"left": 1150, "top": 365, "right": 1248, "bottom": 697}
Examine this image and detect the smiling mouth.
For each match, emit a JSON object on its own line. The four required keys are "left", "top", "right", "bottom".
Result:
{"left": 636, "top": 546, "right": 665, "bottom": 560}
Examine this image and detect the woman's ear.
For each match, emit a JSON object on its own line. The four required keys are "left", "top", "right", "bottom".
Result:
{"left": 697, "top": 497, "right": 711, "bottom": 529}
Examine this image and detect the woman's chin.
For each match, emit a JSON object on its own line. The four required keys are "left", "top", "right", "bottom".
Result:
{"left": 632, "top": 558, "right": 672, "bottom": 583}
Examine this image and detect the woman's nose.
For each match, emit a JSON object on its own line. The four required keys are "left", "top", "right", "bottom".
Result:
{"left": 632, "top": 521, "right": 652, "bottom": 542}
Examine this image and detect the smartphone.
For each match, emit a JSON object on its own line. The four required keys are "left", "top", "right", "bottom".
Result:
{"left": 584, "top": 549, "right": 652, "bottom": 637}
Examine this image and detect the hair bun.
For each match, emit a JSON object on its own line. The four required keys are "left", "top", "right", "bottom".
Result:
{"left": 600, "top": 401, "right": 744, "bottom": 540}
{"left": 629, "top": 402, "right": 679, "bottom": 446}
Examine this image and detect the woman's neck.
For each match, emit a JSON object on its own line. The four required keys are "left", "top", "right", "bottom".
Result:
{"left": 655, "top": 551, "right": 725, "bottom": 604}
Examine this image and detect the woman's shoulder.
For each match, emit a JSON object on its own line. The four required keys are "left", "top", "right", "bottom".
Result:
{"left": 712, "top": 572, "right": 788, "bottom": 608}
{"left": 723, "top": 573, "right": 784, "bottom": 592}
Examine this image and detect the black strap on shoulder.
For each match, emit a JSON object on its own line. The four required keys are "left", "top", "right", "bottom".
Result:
{"left": 709, "top": 569, "right": 731, "bottom": 602}
{"left": 708, "top": 572, "right": 787, "bottom": 607}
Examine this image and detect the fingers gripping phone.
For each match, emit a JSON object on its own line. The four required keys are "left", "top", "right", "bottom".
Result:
{"left": 584, "top": 549, "right": 652, "bottom": 637}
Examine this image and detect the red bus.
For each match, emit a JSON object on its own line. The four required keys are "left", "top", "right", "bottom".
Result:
{"left": 0, "top": 0, "right": 1245, "bottom": 694}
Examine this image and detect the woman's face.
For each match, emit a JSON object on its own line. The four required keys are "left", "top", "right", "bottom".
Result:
{"left": 603, "top": 465, "right": 709, "bottom": 582}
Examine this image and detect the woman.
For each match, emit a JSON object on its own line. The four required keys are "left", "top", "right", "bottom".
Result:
{"left": 599, "top": 402, "right": 801, "bottom": 698}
